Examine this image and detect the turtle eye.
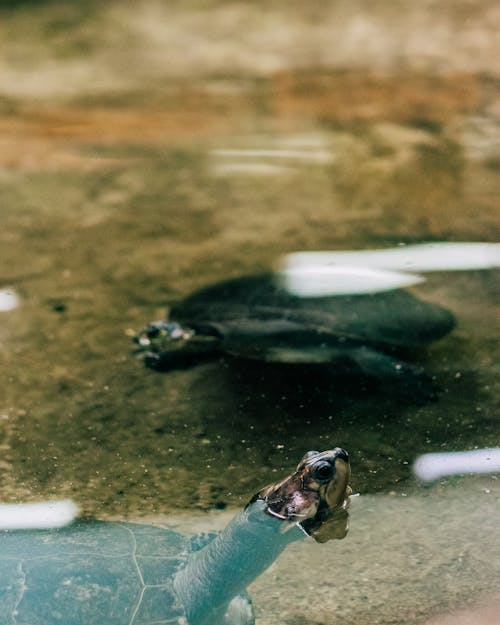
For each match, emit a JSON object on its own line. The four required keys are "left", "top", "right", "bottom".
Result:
{"left": 313, "top": 461, "right": 334, "bottom": 482}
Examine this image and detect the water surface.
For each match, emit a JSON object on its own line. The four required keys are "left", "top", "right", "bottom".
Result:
{"left": 1, "top": 2, "right": 499, "bottom": 623}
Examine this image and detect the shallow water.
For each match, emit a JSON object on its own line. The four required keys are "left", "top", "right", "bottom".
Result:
{"left": 1, "top": 2, "right": 499, "bottom": 624}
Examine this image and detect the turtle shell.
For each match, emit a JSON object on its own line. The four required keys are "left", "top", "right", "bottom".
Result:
{"left": 0, "top": 520, "right": 191, "bottom": 625}
{"left": 170, "top": 273, "right": 455, "bottom": 354}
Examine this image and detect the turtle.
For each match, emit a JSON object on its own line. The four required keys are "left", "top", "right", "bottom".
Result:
{"left": 134, "top": 273, "right": 455, "bottom": 394}
{"left": 0, "top": 448, "right": 351, "bottom": 625}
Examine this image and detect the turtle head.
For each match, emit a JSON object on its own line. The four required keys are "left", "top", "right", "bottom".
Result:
{"left": 250, "top": 448, "right": 351, "bottom": 543}
{"left": 133, "top": 320, "right": 221, "bottom": 370}
{"left": 135, "top": 320, "right": 195, "bottom": 352}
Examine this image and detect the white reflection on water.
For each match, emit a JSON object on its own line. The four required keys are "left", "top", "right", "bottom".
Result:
{"left": 0, "top": 500, "right": 78, "bottom": 530}
{"left": 413, "top": 448, "right": 500, "bottom": 482}
{"left": 210, "top": 138, "right": 336, "bottom": 176}
{"left": 278, "top": 264, "right": 424, "bottom": 296}
{"left": 211, "top": 148, "right": 334, "bottom": 162}
{"left": 279, "top": 242, "right": 500, "bottom": 296}
{"left": 283, "top": 242, "right": 500, "bottom": 274}
{"left": 212, "top": 162, "right": 295, "bottom": 176}
{"left": 0, "top": 288, "right": 20, "bottom": 312}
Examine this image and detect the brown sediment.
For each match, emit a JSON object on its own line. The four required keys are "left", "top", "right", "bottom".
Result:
{"left": 0, "top": 71, "right": 492, "bottom": 171}
{"left": 270, "top": 71, "right": 482, "bottom": 123}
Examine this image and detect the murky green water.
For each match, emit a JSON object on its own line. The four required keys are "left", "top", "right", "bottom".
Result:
{"left": 2, "top": 119, "right": 498, "bottom": 514}
{"left": 1, "top": 2, "right": 499, "bottom": 624}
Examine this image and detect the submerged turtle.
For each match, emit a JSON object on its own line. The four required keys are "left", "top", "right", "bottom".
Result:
{"left": 135, "top": 274, "right": 455, "bottom": 392}
{"left": 0, "top": 448, "right": 351, "bottom": 625}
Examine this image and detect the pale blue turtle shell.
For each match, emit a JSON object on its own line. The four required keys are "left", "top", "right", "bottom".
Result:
{"left": 0, "top": 520, "right": 220, "bottom": 625}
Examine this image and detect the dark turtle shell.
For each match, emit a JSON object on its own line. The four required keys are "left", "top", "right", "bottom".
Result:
{"left": 135, "top": 273, "right": 455, "bottom": 396}
{"left": 170, "top": 274, "right": 455, "bottom": 351}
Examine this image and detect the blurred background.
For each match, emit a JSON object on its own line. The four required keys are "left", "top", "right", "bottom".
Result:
{"left": 1, "top": 2, "right": 499, "bottom": 624}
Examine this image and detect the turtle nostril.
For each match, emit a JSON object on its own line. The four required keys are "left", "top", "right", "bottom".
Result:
{"left": 334, "top": 448, "right": 349, "bottom": 463}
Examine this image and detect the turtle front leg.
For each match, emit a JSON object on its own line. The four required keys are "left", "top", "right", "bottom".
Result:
{"left": 223, "top": 593, "right": 254, "bottom": 625}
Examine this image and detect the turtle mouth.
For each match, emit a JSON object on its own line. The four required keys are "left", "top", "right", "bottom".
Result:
{"left": 252, "top": 448, "right": 351, "bottom": 542}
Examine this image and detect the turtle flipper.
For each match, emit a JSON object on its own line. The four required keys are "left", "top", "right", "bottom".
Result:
{"left": 342, "top": 345, "right": 439, "bottom": 400}
{"left": 223, "top": 593, "right": 254, "bottom": 625}
{"left": 190, "top": 531, "right": 219, "bottom": 551}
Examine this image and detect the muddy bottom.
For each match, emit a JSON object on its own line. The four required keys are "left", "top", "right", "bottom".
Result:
{"left": 1, "top": 115, "right": 498, "bottom": 512}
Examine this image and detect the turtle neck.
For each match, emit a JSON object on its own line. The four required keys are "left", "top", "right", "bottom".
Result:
{"left": 173, "top": 499, "right": 306, "bottom": 625}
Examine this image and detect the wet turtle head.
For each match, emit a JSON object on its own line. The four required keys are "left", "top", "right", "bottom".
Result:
{"left": 135, "top": 320, "right": 195, "bottom": 353}
{"left": 133, "top": 319, "right": 222, "bottom": 369}
{"left": 249, "top": 448, "right": 351, "bottom": 543}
